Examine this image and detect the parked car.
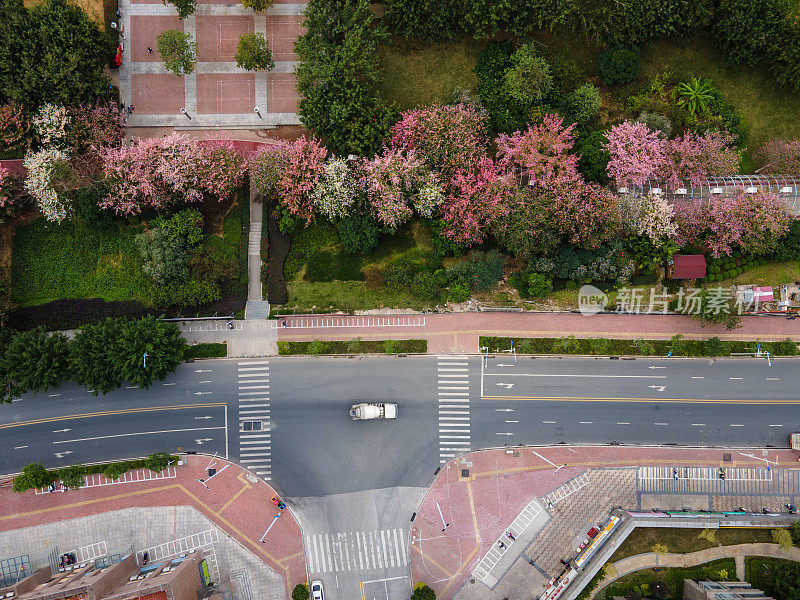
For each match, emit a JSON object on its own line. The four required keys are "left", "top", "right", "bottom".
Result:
{"left": 311, "top": 580, "right": 324, "bottom": 600}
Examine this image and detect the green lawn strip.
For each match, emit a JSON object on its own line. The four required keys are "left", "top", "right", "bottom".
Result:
{"left": 183, "top": 342, "right": 227, "bottom": 360}
{"left": 609, "top": 527, "right": 778, "bottom": 562}
{"left": 378, "top": 39, "right": 484, "bottom": 111}
{"left": 479, "top": 336, "right": 798, "bottom": 357}
{"left": 278, "top": 339, "right": 427, "bottom": 355}
{"left": 640, "top": 36, "right": 800, "bottom": 156}
{"left": 281, "top": 281, "right": 427, "bottom": 312}
{"left": 10, "top": 218, "right": 152, "bottom": 306}
{"left": 599, "top": 557, "right": 736, "bottom": 600}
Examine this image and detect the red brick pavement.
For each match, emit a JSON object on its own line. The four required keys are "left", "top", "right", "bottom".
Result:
{"left": 0, "top": 456, "right": 306, "bottom": 598}
{"left": 412, "top": 445, "right": 799, "bottom": 600}
{"left": 277, "top": 312, "right": 800, "bottom": 354}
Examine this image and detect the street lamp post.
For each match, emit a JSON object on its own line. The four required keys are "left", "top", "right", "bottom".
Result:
{"left": 143, "top": 352, "right": 148, "bottom": 369}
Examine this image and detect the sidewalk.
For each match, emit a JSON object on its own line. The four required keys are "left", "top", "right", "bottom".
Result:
{"left": 276, "top": 312, "right": 800, "bottom": 354}
{"left": 0, "top": 455, "right": 305, "bottom": 598}
{"left": 410, "top": 446, "right": 800, "bottom": 600}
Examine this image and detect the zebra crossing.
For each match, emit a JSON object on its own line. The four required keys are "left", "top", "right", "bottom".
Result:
{"left": 304, "top": 529, "right": 408, "bottom": 574}
{"left": 638, "top": 466, "right": 775, "bottom": 494}
{"left": 543, "top": 472, "right": 590, "bottom": 505}
{"left": 237, "top": 360, "right": 271, "bottom": 480}
{"left": 438, "top": 355, "right": 470, "bottom": 463}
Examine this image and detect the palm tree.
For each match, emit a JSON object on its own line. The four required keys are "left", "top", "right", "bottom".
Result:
{"left": 677, "top": 77, "right": 714, "bottom": 116}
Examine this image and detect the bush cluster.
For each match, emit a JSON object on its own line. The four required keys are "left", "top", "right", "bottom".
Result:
{"left": 13, "top": 452, "right": 179, "bottom": 493}
{"left": 479, "top": 335, "right": 798, "bottom": 357}
{"left": 598, "top": 46, "right": 640, "bottom": 85}
{"left": 278, "top": 339, "right": 427, "bottom": 355}
{"left": 183, "top": 342, "right": 227, "bottom": 359}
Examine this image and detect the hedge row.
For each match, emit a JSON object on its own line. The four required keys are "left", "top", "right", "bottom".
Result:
{"left": 183, "top": 343, "right": 227, "bottom": 360}
{"left": 479, "top": 336, "right": 799, "bottom": 357}
{"left": 13, "top": 452, "right": 179, "bottom": 493}
{"left": 278, "top": 339, "right": 427, "bottom": 355}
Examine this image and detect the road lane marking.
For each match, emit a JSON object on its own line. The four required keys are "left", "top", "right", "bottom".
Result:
{"left": 767, "top": 378, "right": 780, "bottom": 381}
{"left": 691, "top": 423, "right": 706, "bottom": 427}
{"left": 691, "top": 377, "right": 704, "bottom": 379}
{"left": 53, "top": 426, "right": 225, "bottom": 444}
{"left": 654, "top": 422, "right": 668, "bottom": 426}
{"left": 729, "top": 378, "right": 743, "bottom": 380}
{"left": 505, "top": 420, "right": 519, "bottom": 423}
{"left": 483, "top": 373, "right": 666, "bottom": 379}
{"left": 0, "top": 403, "right": 227, "bottom": 429}
{"left": 730, "top": 424, "right": 744, "bottom": 427}
{"left": 616, "top": 422, "right": 630, "bottom": 425}
{"left": 481, "top": 395, "right": 800, "bottom": 405}
{"left": 543, "top": 420, "right": 556, "bottom": 424}
{"left": 162, "top": 382, "right": 176, "bottom": 386}
{"left": 770, "top": 424, "right": 783, "bottom": 427}
{"left": 579, "top": 421, "right": 593, "bottom": 424}
{"left": 14, "top": 445, "right": 28, "bottom": 449}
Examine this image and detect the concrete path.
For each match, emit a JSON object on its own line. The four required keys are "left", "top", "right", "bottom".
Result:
{"left": 245, "top": 177, "right": 271, "bottom": 319}
{"left": 179, "top": 319, "right": 276, "bottom": 355}
{"left": 276, "top": 312, "right": 800, "bottom": 353}
{"left": 0, "top": 455, "right": 305, "bottom": 599}
{"left": 592, "top": 543, "right": 800, "bottom": 598}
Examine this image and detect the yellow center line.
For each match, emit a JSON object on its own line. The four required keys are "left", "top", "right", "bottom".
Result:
{"left": 0, "top": 403, "right": 227, "bottom": 429}
{"left": 481, "top": 395, "right": 800, "bottom": 405}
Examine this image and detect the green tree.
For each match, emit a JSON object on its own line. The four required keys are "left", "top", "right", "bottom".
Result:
{"left": 688, "top": 288, "right": 742, "bottom": 331}
{"left": 70, "top": 318, "right": 125, "bottom": 394}
{"left": 713, "top": 0, "right": 789, "bottom": 67}
{"left": 295, "top": 0, "right": 394, "bottom": 156}
{"left": 144, "top": 451, "right": 174, "bottom": 472}
{"left": 58, "top": 465, "right": 85, "bottom": 490}
{"left": 0, "top": 0, "right": 112, "bottom": 109}
{"left": 157, "top": 29, "right": 197, "bottom": 75}
{"left": 338, "top": 214, "right": 383, "bottom": 254}
{"left": 503, "top": 44, "right": 552, "bottom": 105}
{"left": 164, "top": 0, "right": 195, "bottom": 18}
{"left": 13, "top": 463, "right": 51, "bottom": 493}
{"left": 241, "top": 0, "right": 273, "bottom": 11}
{"left": 773, "top": 528, "right": 794, "bottom": 550}
{"left": 235, "top": 33, "right": 275, "bottom": 71}
{"left": 291, "top": 584, "right": 310, "bottom": 600}
{"left": 411, "top": 583, "right": 436, "bottom": 600}
{"left": 1, "top": 328, "right": 71, "bottom": 400}
{"left": 566, "top": 83, "right": 601, "bottom": 124}
{"left": 137, "top": 227, "right": 190, "bottom": 283}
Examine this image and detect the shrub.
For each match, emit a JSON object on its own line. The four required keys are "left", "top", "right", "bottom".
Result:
{"left": 575, "top": 130, "right": 610, "bottom": 185}
{"left": 598, "top": 45, "right": 640, "bottom": 85}
{"left": 526, "top": 273, "right": 553, "bottom": 298}
{"left": 703, "top": 336, "right": 731, "bottom": 357}
{"left": 292, "top": 584, "right": 310, "bottom": 600}
{"left": 137, "top": 228, "right": 190, "bottom": 284}
{"left": 566, "top": 84, "right": 601, "bottom": 124}
{"left": 772, "top": 338, "right": 798, "bottom": 356}
{"left": 590, "top": 337, "right": 611, "bottom": 355}
{"left": 152, "top": 208, "right": 204, "bottom": 246}
{"left": 308, "top": 339, "right": 328, "bottom": 355}
{"left": 503, "top": 44, "right": 553, "bottom": 105}
{"left": 448, "top": 278, "right": 471, "bottom": 303}
{"left": 165, "top": 0, "right": 195, "bottom": 18}
{"left": 637, "top": 111, "right": 671, "bottom": 139}
{"left": 13, "top": 463, "right": 51, "bottom": 493}
{"left": 150, "top": 279, "right": 221, "bottom": 308}
{"left": 103, "top": 462, "right": 129, "bottom": 480}
{"left": 58, "top": 465, "right": 86, "bottom": 490}
{"left": 411, "top": 271, "right": 441, "bottom": 300}
{"left": 338, "top": 214, "right": 382, "bottom": 255}
{"left": 346, "top": 337, "right": 361, "bottom": 353}
{"left": 772, "top": 528, "right": 794, "bottom": 550}
{"left": 669, "top": 334, "right": 688, "bottom": 356}
{"left": 183, "top": 343, "right": 227, "bottom": 359}
{"left": 384, "top": 339, "right": 400, "bottom": 354}
{"left": 411, "top": 583, "right": 436, "bottom": 600}
{"left": 790, "top": 521, "right": 800, "bottom": 544}
{"left": 633, "top": 338, "right": 655, "bottom": 356}
{"left": 553, "top": 335, "right": 582, "bottom": 354}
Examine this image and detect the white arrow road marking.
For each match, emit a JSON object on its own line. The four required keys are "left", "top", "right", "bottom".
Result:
{"left": 648, "top": 366, "right": 666, "bottom": 369}
{"left": 14, "top": 445, "right": 28, "bottom": 449}
{"left": 194, "top": 391, "right": 213, "bottom": 395}
{"left": 199, "top": 380, "right": 212, "bottom": 383}
{"left": 495, "top": 408, "right": 514, "bottom": 412}
{"left": 194, "top": 438, "right": 213, "bottom": 444}
{"left": 194, "top": 416, "right": 213, "bottom": 420}
{"left": 162, "top": 382, "right": 176, "bottom": 386}
{"left": 496, "top": 363, "right": 515, "bottom": 367}
{"left": 496, "top": 383, "right": 514, "bottom": 389}
{"left": 496, "top": 432, "right": 514, "bottom": 436}
{"left": 54, "top": 451, "right": 73, "bottom": 458}
{"left": 195, "top": 369, "right": 213, "bottom": 373}
{"left": 648, "top": 385, "right": 666, "bottom": 391}
{"left": 52, "top": 428, "right": 71, "bottom": 433}
{"left": 48, "top": 394, "right": 61, "bottom": 397}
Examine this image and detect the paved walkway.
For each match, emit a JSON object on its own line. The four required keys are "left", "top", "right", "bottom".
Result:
{"left": 410, "top": 446, "right": 800, "bottom": 600}
{"left": 592, "top": 543, "right": 800, "bottom": 598}
{"left": 179, "top": 319, "right": 276, "bottom": 355}
{"left": 245, "top": 174, "right": 271, "bottom": 319}
{"left": 275, "top": 312, "right": 800, "bottom": 354}
{"left": 0, "top": 455, "right": 304, "bottom": 598}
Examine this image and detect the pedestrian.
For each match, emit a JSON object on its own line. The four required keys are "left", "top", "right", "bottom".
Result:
{"left": 147, "top": 46, "right": 153, "bottom": 54}
{"left": 506, "top": 531, "right": 516, "bottom": 542}
{"left": 497, "top": 541, "right": 506, "bottom": 550}
{"left": 128, "top": 105, "right": 134, "bottom": 114}
{"left": 227, "top": 320, "right": 234, "bottom": 330}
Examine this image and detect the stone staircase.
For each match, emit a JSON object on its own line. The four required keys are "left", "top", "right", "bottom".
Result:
{"left": 246, "top": 186, "right": 270, "bottom": 320}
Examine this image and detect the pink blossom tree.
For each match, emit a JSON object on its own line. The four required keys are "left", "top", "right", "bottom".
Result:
{"left": 674, "top": 190, "right": 791, "bottom": 256}
{"left": 66, "top": 101, "right": 126, "bottom": 154}
{"left": 276, "top": 135, "right": 327, "bottom": 224}
{"left": 0, "top": 167, "right": 14, "bottom": 209}
{"left": 759, "top": 139, "right": 800, "bottom": 173}
{"left": 604, "top": 120, "right": 668, "bottom": 188}
{"left": 388, "top": 103, "right": 488, "bottom": 180}
{"left": 441, "top": 157, "right": 513, "bottom": 246}
{"left": 666, "top": 130, "right": 740, "bottom": 187}
{"left": 550, "top": 181, "right": 618, "bottom": 248}
{"left": 99, "top": 134, "right": 246, "bottom": 215}
{"left": 496, "top": 114, "right": 580, "bottom": 188}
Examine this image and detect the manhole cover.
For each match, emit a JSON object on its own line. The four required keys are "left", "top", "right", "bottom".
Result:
{"left": 461, "top": 468, "right": 470, "bottom": 478}
{"left": 723, "top": 453, "right": 732, "bottom": 462}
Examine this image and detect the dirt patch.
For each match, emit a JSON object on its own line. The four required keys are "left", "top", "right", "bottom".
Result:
{"left": 23, "top": 0, "right": 105, "bottom": 25}
{"left": 0, "top": 210, "right": 38, "bottom": 276}
{"left": 199, "top": 193, "right": 237, "bottom": 235}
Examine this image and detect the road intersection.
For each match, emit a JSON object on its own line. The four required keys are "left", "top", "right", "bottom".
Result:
{"left": 1, "top": 354, "right": 799, "bottom": 599}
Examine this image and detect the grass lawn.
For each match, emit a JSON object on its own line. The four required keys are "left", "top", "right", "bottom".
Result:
{"left": 640, "top": 36, "right": 800, "bottom": 155}
{"left": 11, "top": 218, "right": 152, "bottom": 306}
{"left": 714, "top": 260, "right": 800, "bottom": 290}
{"left": 23, "top": 0, "right": 105, "bottom": 25}
{"left": 378, "top": 39, "right": 484, "bottom": 110}
{"left": 283, "top": 281, "right": 428, "bottom": 312}
{"left": 609, "top": 527, "right": 778, "bottom": 562}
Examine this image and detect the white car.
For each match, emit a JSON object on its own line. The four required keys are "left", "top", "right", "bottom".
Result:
{"left": 311, "top": 580, "right": 324, "bottom": 600}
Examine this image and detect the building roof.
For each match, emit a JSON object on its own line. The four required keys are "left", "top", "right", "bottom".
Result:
{"left": 672, "top": 255, "right": 707, "bottom": 279}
